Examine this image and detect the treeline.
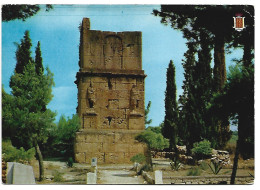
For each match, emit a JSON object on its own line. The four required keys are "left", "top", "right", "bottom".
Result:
{"left": 2, "top": 31, "right": 80, "bottom": 181}
{"left": 153, "top": 5, "right": 254, "bottom": 184}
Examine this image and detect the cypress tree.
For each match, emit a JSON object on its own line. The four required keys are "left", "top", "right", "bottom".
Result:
{"left": 178, "top": 42, "right": 198, "bottom": 153}
{"left": 14, "top": 30, "right": 33, "bottom": 74}
{"left": 162, "top": 60, "right": 179, "bottom": 151}
{"left": 35, "top": 41, "right": 44, "bottom": 75}
{"left": 194, "top": 30, "right": 214, "bottom": 141}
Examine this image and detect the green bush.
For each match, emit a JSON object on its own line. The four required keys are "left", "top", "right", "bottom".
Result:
{"left": 192, "top": 140, "right": 212, "bottom": 159}
{"left": 42, "top": 114, "right": 80, "bottom": 158}
{"left": 208, "top": 160, "right": 222, "bottom": 175}
{"left": 186, "top": 167, "right": 201, "bottom": 176}
{"left": 67, "top": 157, "right": 74, "bottom": 168}
{"left": 130, "top": 153, "right": 146, "bottom": 164}
{"left": 135, "top": 130, "right": 169, "bottom": 150}
{"left": 170, "top": 157, "right": 181, "bottom": 171}
{"left": 199, "top": 161, "right": 209, "bottom": 171}
{"left": 53, "top": 170, "right": 64, "bottom": 182}
{"left": 2, "top": 139, "right": 35, "bottom": 163}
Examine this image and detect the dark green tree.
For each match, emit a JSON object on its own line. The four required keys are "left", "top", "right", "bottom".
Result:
{"left": 192, "top": 30, "right": 214, "bottom": 140}
{"left": 210, "top": 63, "right": 254, "bottom": 184}
{"left": 2, "top": 86, "right": 15, "bottom": 139}
{"left": 7, "top": 31, "right": 56, "bottom": 181}
{"left": 46, "top": 114, "right": 80, "bottom": 158}
{"left": 153, "top": 5, "right": 253, "bottom": 149}
{"left": 162, "top": 60, "right": 178, "bottom": 152}
{"left": 145, "top": 101, "right": 152, "bottom": 127}
{"left": 178, "top": 42, "right": 200, "bottom": 153}
{"left": 9, "top": 62, "right": 55, "bottom": 181}
{"left": 153, "top": 5, "right": 251, "bottom": 91}
{"left": 2, "top": 4, "right": 53, "bottom": 22}
{"left": 35, "top": 41, "right": 44, "bottom": 75}
{"left": 14, "top": 30, "right": 33, "bottom": 74}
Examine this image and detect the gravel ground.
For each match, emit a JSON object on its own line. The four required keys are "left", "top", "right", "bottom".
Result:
{"left": 97, "top": 169, "right": 146, "bottom": 184}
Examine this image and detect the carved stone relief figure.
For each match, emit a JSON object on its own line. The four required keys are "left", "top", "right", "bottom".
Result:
{"left": 87, "top": 80, "right": 95, "bottom": 108}
{"left": 130, "top": 85, "right": 139, "bottom": 111}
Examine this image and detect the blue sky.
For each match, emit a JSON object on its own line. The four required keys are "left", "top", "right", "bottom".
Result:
{"left": 2, "top": 5, "right": 242, "bottom": 128}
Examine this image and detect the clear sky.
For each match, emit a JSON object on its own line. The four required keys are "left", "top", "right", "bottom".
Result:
{"left": 2, "top": 4, "right": 242, "bottom": 128}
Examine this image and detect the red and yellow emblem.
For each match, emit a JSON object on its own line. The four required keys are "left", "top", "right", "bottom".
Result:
{"left": 233, "top": 13, "right": 245, "bottom": 31}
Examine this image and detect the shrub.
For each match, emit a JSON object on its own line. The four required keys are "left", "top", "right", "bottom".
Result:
{"left": 2, "top": 139, "right": 35, "bottom": 163}
{"left": 135, "top": 130, "right": 169, "bottom": 150}
{"left": 208, "top": 160, "right": 222, "bottom": 175}
{"left": 199, "top": 161, "right": 209, "bottom": 171}
{"left": 170, "top": 157, "right": 181, "bottom": 171}
{"left": 67, "top": 157, "right": 74, "bottom": 168}
{"left": 53, "top": 170, "right": 64, "bottom": 182}
{"left": 186, "top": 167, "right": 201, "bottom": 176}
{"left": 42, "top": 114, "right": 80, "bottom": 158}
{"left": 130, "top": 153, "right": 146, "bottom": 164}
{"left": 192, "top": 140, "right": 212, "bottom": 160}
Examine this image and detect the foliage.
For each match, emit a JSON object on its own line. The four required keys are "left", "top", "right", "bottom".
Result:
{"left": 186, "top": 167, "right": 201, "bottom": 176}
{"left": 42, "top": 114, "right": 81, "bottom": 158}
{"left": 225, "top": 131, "right": 238, "bottom": 154}
{"left": 53, "top": 170, "right": 64, "bottom": 182}
{"left": 208, "top": 160, "right": 223, "bottom": 175}
{"left": 2, "top": 4, "right": 53, "bottom": 22}
{"left": 135, "top": 129, "right": 169, "bottom": 151}
{"left": 2, "top": 140, "right": 35, "bottom": 163}
{"left": 130, "top": 153, "right": 146, "bottom": 164}
{"left": 153, "top": 5, "right": 255, "bottom": 152}
{"left": 209, "top": 64, "right": 254, "bottom": 184}
{"left": 67, "top": 157, "right": 74, "bottom": 168}
{"left": 170, "top": 157, "right": 181, "bottom": 171}
{"left": 162, "top": 60, "right": 179, "bottom": 151}
{"left": 146, "top": 125, "right": 162, "bottom": 134}
{"left": 178, "top": 42, "right": 196, "bottom": 150}
{"left": 35, "top": 41, "right": 44, "bottom": 76}
{"left": 2, "top": 86, "right": 15, "bottom": 139}
{"left": 14, "top": 30, "right": 33, "bottom": 74}
{"left": 199, "top": 161, "right": 209, "bottom": 171}
{"left": 191, "top": 140, "right": 212, "bottom": 160}
{"left": 5, "top": 31, "right": 56, "bottom": 181}
{"left": 8, "top": 62, "right": 56, "bottom": 149}
{"left": 210, "top": 63, "right": 254, "bottom": 159}
{"left": 145, "top": 101, "right": 152, "bottom": 126}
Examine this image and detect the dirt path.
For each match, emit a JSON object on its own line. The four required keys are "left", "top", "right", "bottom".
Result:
{"left": 98, "top": 169, "right": 146, "bottom": 184}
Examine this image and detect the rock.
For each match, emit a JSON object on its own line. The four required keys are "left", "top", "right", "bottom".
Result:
{"left": 176, "top": 145, "right": 187, "bottom": 154}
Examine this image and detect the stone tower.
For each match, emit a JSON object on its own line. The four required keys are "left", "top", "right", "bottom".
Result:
{"left": 74, "top": 18, "right": 147, "bottom": 164}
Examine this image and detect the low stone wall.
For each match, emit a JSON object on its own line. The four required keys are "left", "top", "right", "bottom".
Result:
{"left": 163, "top": 175, "right": 254, "bottom": 185}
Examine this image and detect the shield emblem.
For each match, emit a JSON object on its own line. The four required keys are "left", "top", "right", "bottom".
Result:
{"left": 233, "top": 14, "right": 245, "bottom": 31}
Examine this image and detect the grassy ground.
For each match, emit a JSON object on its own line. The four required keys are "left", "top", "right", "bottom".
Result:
{"left": 31, "top": 155, "right": 254, "bottom": 184}
{"left": 151, "top": 156, "right": 254, "bottom": 178}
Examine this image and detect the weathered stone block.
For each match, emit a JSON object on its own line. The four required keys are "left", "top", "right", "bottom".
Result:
{"left": 75, "top": 134, "right": 86, "bottom": 142}
{"left": 103, "top": 143, "right": 116, "bottom": 152}
{"left": 118, "top": 99, "right": 130, "bottom": 109}
{"left": 7, "top": 162, "right": 35, "bottom": 184}
{"left": 75, "top": 153, "right": 86, "bottom": 163}
{"left": 86, "top": 172, "right": 96, "bottom": 184}
{"left": 115, "top": 143, "right": 129, "bottom": 153}
{"left": 155, "top": 170, "right": 163, "bottom": 184}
